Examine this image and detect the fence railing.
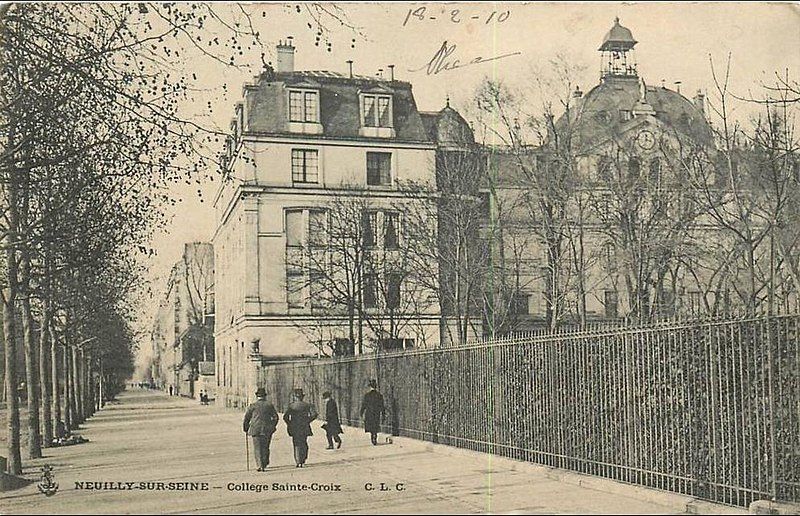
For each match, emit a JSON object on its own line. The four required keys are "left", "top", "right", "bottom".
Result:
{"left": 258, "top": 314, "right": 800, "bottom": 507}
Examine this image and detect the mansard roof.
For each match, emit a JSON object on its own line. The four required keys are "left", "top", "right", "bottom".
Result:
{"left": 242, "top": 69, "right": 432, "bottom": 143}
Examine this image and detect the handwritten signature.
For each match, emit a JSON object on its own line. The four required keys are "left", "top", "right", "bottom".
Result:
{"left": 409, "top": 41, "right": 521, "bottom": 75}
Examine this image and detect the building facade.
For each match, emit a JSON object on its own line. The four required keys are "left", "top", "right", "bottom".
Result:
{"left": 483, "top": 18, "right": 723, "bottom": 331}
{"left": 213, "top": 42, "right": 443, "bottom": 407}
{"left": 211, "top": 19, "right": 792, "bottom": 405}
{"left": 150, "top": 242, "right": 215, "bottom": 398}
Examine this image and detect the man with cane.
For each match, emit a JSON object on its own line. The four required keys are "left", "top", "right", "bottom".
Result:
{"left": 243, "top": 387, "right": 279, "bottom": 472}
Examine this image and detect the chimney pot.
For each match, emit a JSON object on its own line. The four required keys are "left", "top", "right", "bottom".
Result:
{"left": 276, "top": 37, "right": 295, "bottom": 73}
{"left": 693, "top": 89, "right": 706, "bottom": 116}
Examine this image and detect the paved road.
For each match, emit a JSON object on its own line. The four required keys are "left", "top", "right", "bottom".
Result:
{"left": 0, "top": 389, "right": 699, "bottom": 514}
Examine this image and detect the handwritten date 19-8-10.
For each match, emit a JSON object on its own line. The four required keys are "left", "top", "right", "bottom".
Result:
{"left": 402, "top": 6, "right": 511, "bottom": 26}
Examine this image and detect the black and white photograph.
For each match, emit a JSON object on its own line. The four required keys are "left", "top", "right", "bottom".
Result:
{"left": 0, "top": 2, "right": 799, "bottom": 514}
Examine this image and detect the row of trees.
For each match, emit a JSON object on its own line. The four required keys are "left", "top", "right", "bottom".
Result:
{"left": 1, "top": 2, "right": 358, "bottom": 474}
{"left": 0, "top": 3, "right": 268, "bottom": 475}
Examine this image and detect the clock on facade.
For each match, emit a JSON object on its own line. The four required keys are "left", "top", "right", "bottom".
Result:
{"left": 636, "top": 129, "right": 656, "bottom": 150}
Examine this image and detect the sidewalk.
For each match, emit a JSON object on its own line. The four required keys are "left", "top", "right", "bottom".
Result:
{"left": 0, "top": 389, "right": 746, "bottom": 514}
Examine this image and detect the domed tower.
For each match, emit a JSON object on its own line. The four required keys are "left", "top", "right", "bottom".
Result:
{"left": 599, "top": 17, "right": 638, "bottom": 80}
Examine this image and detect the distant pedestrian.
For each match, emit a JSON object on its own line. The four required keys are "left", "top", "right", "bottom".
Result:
{"left": 283, "top": 388, "right": 318, "bottom": 467}
{"left": 360, "top": 379, "right": 385, "bottom": 446}
{"left": 169, "top": 385, "right": 173, "bottom": 396}
{"left": 321, "top": 391, "right": 343, "bottom": 450}
{"left": 243, "top": 387, "right": 279, "bottom": 472}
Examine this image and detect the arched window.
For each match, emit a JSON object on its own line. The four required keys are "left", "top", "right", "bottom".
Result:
{"left": 649, "top": 158, "right": 661, "bottom": 184}
{"left": 597, "top": 156, "right": 613, "bottom": 181}
{"left": 628, "top": 157, "right": 641, "bottom": 180}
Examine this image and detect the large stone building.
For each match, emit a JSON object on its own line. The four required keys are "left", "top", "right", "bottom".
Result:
{"left": 150, "top": 242, "right": 215, "bottom": 398}
{"left": 212, "top": 19, "right": 778, "bottom": 405}
{"left": 212, "top": 41, "right": 447, "bottom": 407}
{"left": 474, "top": 17, "right": 723, "bottom": 333}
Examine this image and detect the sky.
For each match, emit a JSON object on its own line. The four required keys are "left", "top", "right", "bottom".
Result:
{"left": 136, "top": 1, "right": 800, "bottom": 366}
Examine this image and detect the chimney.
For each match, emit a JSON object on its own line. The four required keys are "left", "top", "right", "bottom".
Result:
{"left": 346, "top": 60, "right": 353, "bottom": 78}
{"left": 388, "top": 64, "right": 395, "bottom": 81}
{"left": 674, "top": 81, "right": 682, "bottom": 94}
{"left": 693, "top": 89, "right": 706, "bottom": 116}
{"left": 377, "top": 68, "right": 384, "bottom": 79}
{"left": 276, "top": 37, "right": 295, "bottom": 73}
{"left": 572, "top": 85, "right": 583, "bottom": 99}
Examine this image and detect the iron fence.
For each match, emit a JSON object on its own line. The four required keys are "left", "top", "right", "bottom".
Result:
{"left": 259, "top": 314, "right": 800, "bottom": 507}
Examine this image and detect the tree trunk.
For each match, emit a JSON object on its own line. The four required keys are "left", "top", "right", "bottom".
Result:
{"left": 83, "top": 351, "right": 92, "bottom": 419}
{"left": 38, "top": 305, "right": 52, "bottom": 448}
{"left": 20, "top": 288, "right": 42, "bottom": 459}
{"left": 50, "top": 328, "right": 60, "bottom": 432}
{"left": 63, "top": 344, "right": 72, "bottom": 430}
{"left": 2, "top": 248, "right": 22, "bottom": 473}
{"left": 72, "top": 346, "right": 82, "bottom": 425}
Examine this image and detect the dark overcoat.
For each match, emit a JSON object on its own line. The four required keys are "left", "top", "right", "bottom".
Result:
{"left": 283, "top": 400, "right": 318, "bottom": 438}
{"left": 323, "top": 398, "right": 343, "bottom": 435}
{"left": 243, "top": 399, "right": 279, "bottom": 436}
{"left": 360, "top": 389, "right": 385, "bottom": 434}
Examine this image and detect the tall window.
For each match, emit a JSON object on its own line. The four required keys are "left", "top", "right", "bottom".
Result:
{"left": 363, "top": 273, "right": 378, "bottom": 309}
{"left": 386, "top": 273, "right": 402, "bottom": 309}
{"left": 384, "top": 211, "right": 399, "bottom": 249}
{"left": 604, "top": 290, "right": 618, "bottom": 319}
{"left": 597, "top": 156, "right": 612, "bottom": 181}
{"left": 291, "top": 149, "right": 319, "bottom": 183}
{"left": 362, "top": 211, "right": 378, "bottom": 248}
{"left": 308, "top": 210, "right": 327, "bottom": 248}
{"left": 649, "top": 158, "right": 661, "bottom": 184}
{"left": 362, "top": 94, "right": 393, "bottom": 127}
{"left": 286, "top": 210, "right": 305, "bottom": 282}
{"left": 367, "top": 152, "right": 392, "bottom": 186}
{"left": 628, "top": 157, "right": 641, "bottom": 180}
{"left": 289, "top": 90, "right": 319, "bottom": 123}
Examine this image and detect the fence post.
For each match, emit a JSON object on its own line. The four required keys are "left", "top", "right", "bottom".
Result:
{"left": 765, "top": 316, "right": 778, "bottom": 501}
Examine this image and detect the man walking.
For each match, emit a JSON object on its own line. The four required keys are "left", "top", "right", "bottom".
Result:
{"left": 283, "top": 388, "right": 318, "bottom": 467}
{"left": 322, "top": 391, "right": 343, "bottom": 450}
{"left": 243, "top": 387, "right": 279, "bottom": 472}
{"left": 360, "top": 379, "right": 385, "bottom": 446}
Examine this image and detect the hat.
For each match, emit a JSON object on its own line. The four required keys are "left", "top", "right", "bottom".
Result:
{"left": 368, "top": 379, "right": 378, "bottom": 389}
{"left": 255, "top": 387, "right": 267, "bottom": 398}
{"left": 293, "top": 388, "right": 305, "bottom": 399}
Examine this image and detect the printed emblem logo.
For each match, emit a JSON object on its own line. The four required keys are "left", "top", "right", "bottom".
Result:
{"left": 37, "top": 464, "right": 58, "bottom": 497}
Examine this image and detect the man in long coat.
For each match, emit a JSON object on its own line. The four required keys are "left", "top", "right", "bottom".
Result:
{"left": 360, "top": 379, "right": 385, "bottom": 446}
{"left": 243, "top": 387, "right": 279, "bottom": 471}
{"left": 283, "top": 388, "right": 318, "bottom": 467}
{"left": 322, "top": 391, "right": 343, "bottom": 449}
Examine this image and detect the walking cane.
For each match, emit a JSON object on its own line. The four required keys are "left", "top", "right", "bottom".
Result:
{"left": 245, "top": 433, "right": 250, "bottom": 472}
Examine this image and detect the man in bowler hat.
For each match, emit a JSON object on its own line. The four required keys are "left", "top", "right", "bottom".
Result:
{"left": 243, "top": 387, "right": 279, "bottom": 471}
{"left": 360, "top": 379, "right": 385, "bottom": 446}
{"left": 283, "top": 388, "right": 318, "bottom": 467}
{"left": 322, "top": 391, "right": 343, "bottom": 449}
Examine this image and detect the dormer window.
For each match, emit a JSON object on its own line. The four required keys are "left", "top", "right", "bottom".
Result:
{"left": 362, "top": 94, "right": 392, "bottom": 127}
{"left": 287, "top": 87, "right": 323, "bottom": 135}
{"left": 289, "top": 90, "right": 319, "bottom": 123}
{"left": 359, "top": 90, "right": 395, "bottom": 138}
